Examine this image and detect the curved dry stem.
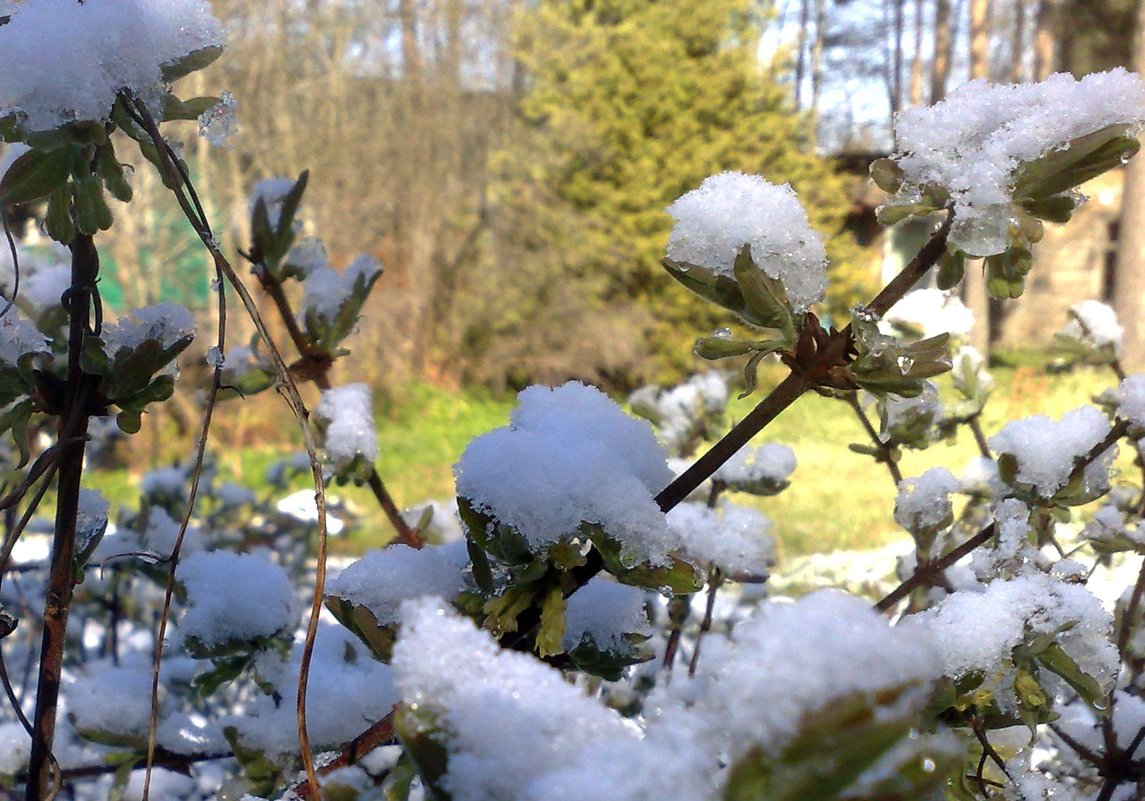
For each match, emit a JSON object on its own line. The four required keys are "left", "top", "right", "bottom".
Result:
{"left": 126, "top": 95, "right": 329, "bottom": 800}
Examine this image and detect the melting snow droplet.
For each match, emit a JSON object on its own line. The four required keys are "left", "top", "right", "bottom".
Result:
{"left": 897, "top": 355, "right": 915, "bottom": 374}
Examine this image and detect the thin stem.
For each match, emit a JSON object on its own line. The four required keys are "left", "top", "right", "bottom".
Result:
{"left": 127, "top": 94, "right": 329, "bottom": 800}
{"left": 687, "top": 569, "right": 723, "bottom": 677}
{"left": 844, "top": 392, "right": 903, "bottom": 485}
{"left": 863, "top": 212, "right": 953, "bottom": 318}
{"left": 290, "top": 713, "right": 395, "bottom": 799}
{"left": 27, "top": 233, "right": 100, "bottom": 801}
{"left": 1117, "top": 556, "right": 1145, "bottom": 661}
{"left": 968, "top": 416, "right": 992, "bottom": 459}
{"left": 246, "top": 249, "right": 419, "bottom": 547}
{"left": 656, "top": 373, "right": 811, "bottom": 511}
{"left": 876, "top": 524, "right": 996, "bottom": 612}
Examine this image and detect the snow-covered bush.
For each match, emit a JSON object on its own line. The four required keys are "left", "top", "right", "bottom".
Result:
{"left": 3, "top": 4, "right": 1145, "bottom": 800}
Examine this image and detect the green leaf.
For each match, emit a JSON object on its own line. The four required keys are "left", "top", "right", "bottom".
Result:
{"left": 393, "top": 704, "right": 453, "bottom": 801}
{"left": 1021, "top": 193, "right": 1078, "bottom": 223}
{"left": 96, "top": 142, "right": 133, "bottom": 203}
{"left": 1037, "top": 642, "right": 1108, "bottom": 712}
{"left": 0, "top": 147, "right": 72, "bottom": 204}
{"left": 325, "top": 596, "right": 399, "bottom": 663}
{"left": 1014, "top": 123, "right": 1138, "bottom": 199}
{"left": 72, "top": 174, "right": 112, "bottom": 235}
{"left": 732, "top": 245, "right": 796, "bottom": 337}
{"left": 160, "top": 45, "right": 225, "bottom": 82}
{"left": 466, "top": 538, "right": 495, "bottom": 595}
{"left": 876, "top": 202, "right": 939, "bottom": 226}
{"left": 161, "top": 94, "right": 220, "bottom": 122}
{"left": 936, "top": 249, "right": 965, "bottom": 291}
{"left": 985, "top": 248, "right": 1033, "bottom": 299}
{"left": 724, "top": 690, "right": 918, "bottom": 801}
{"left": 869, "top": 157, "right": 904, "bottom": 193}
{"left": 536, "top": 584, "right": 567, "bottom": 658}
{"left": 694, "top": 335, "right": 754, "bottom": 360}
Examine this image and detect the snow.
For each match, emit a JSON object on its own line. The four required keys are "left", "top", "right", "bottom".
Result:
{"left": 629, "top": 372, "right": 728, "bottom": 454}
{"left": 100, "top": 303, "right": 195, "bottom": 355}
{"left": 315, "top": 383, "right": 378, "bottom": 470}
{"left": 890, "top": 69, "right": 1145, "bottom": 257}
{"left": 249, "top": 177, "right": 297, "bottom": 229}
{"left": 667, "top": 502, "right": 775, "bottom": 576}
{"left": 224, "top": 623, "right": 397, "bottom": 758}
{"left": 563, "top": 578, "right": 652, "bottom": 652}
{"left": 904, "top": 573, "right": 1116, "bottom": 709}
{"left": 67, "top": 663, "right": 158, "bottom": 741}
{"left": 197, "top": 90, "right": 237, "bottom": 148}
{"left": 1113, "top": 374, "right": 1145, "bottom": 428}
{"left": 667, "top": 590, "right": 939, "bottom": 767}
{"left": 884, "top": 288, "right": 975, "bottom": 340}
{"left": 177, "top": 550, "right": 294, "bottom": 650}
{"left": 284, "top": 236, "right": 328, "bottom": 277}
{"left": 456, "top": 381, "right": 681, "bottom": 566}
{"left": 0, "top": 0, "right": 225, "bottom": 131}
{"left": 302, "top": 255, "right": 381, "bottom": 321}
{"left": 665, "top": 172, "right": 828, "bottom": 312}
{"left": 0, "top": 722, "right": 30, "bottom": 776}
{"left": 0, "top": 308, "right": 49, "bottom": 365}
{"left": 894, "top": 467, "right": 960, "bottom": 537}
{"left": 19, "top": 261, "right": 71, "bottom": 312}
{"left": 988, "top": 405, "right": 1115, "bottom": 498}
{"left": 713, "top": 442, "right": 796, "bottom": 489}
{"left": 393, "top": 599, "right": 638, "bottom": 801}
{"left": 1060, "top": 299, "right": 1124, "bottom": 354}
{"left": 326, "top": 544, "right": 466, "bottom": 626}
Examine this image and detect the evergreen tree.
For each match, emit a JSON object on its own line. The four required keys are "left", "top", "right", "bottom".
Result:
{"left": 513, "top": 0, "right": 867, "bottom": 378}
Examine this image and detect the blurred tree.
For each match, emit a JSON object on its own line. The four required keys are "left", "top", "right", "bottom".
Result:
{"left": 1113, "top": 0, "right": 1145, "bottom": 371}
{"left": 511, "top": 0, "right": 867, "bottom": 380}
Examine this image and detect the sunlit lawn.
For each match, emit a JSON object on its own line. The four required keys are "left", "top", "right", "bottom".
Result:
{"left": 86, "top": 357, "right": 1125, "bottom": 559}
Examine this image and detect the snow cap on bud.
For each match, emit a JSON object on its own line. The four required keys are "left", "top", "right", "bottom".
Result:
{"left": 665, "top": 172, "right": 828, "bottom": 312}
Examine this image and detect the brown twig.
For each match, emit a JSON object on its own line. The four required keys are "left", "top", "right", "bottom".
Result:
{"left": 290, "top": 712, "right": 395, "bottom": 799}
{"left": 844, "top": 392, "right": 903, "bottom": 485}
{"left": 878, "top": 417, "right": 1131, "bottom": 613}
{"left": 126, "top": 95, "right": 330, "bottom": 801}
{"left": 26, "top": 233, "right": 100, "bottom": 801}
{"left": 687, "top": 568, "right": 723, "bottom": 677}
{"left": 246, "top": 245, "right": 420, "bottom": 547}
{"left": 121, "top": 95, "right": 231, "bottom": 801}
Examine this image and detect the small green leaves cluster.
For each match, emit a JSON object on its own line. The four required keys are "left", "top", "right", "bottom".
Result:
{"left": 457, "top": 497, "right": 698, "bottom": 674}
{"left": 665, "top": 246, "right": 797, "bottom": 395}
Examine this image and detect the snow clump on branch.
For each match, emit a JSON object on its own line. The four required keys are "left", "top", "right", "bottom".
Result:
{"left": 891, "top": 69, "right": 1145, "bottom": 257}
{"left": 0, "top": 0, "right": 224, "bottom": 130}
{"left": 665, "top": 172, "right": 828, "bottom": 311}
{"left": 455, "top": 381, "right": 681, "bottom": 566}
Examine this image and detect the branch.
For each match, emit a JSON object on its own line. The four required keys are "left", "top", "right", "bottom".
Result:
{"left": 27, "top": 233, "right": 100, "bottom": 801}
{"left": 877, "top": 417, "right": 1131, "bottom": 613}
{"left": 243, "top": 247, "right": 420, "bottom": 547}
{"left": 125, "top": 95, "right": 331, "bottom": 801}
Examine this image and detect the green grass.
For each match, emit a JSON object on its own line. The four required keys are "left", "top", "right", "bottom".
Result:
{"left": 735, "top": 362, "right": 1122, "bottom": 557}
{"left": 82, "top": 365, "right": 1123, "bottom": 559}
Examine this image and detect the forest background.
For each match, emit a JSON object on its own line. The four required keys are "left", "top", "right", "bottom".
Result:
{"left": 7, "top": 0, "right": 1142, "bottom": 555}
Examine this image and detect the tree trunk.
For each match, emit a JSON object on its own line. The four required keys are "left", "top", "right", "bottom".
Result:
{"left": 1033, "top": 0, "right": 1057, "bottom": 79}
{"left": 965, "top": 0, "right": 993, "bottom": 354}
{"left": 931, "top": 0, "right": 953, "bottom": 102}
{"left": 1010, "top": 0, "right": 1026, "bottom": 81}
{"left": 810, "top": 0, "right": 826, "bottom": 123}
{"left": 795, "top": 0, "right": 811, "bottom": 109}
{"left": 909, "top": 0, "right": 925, "bottom": 106}
{"left": 1113, "top": 0, "right": 1145, "bottom": 371}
